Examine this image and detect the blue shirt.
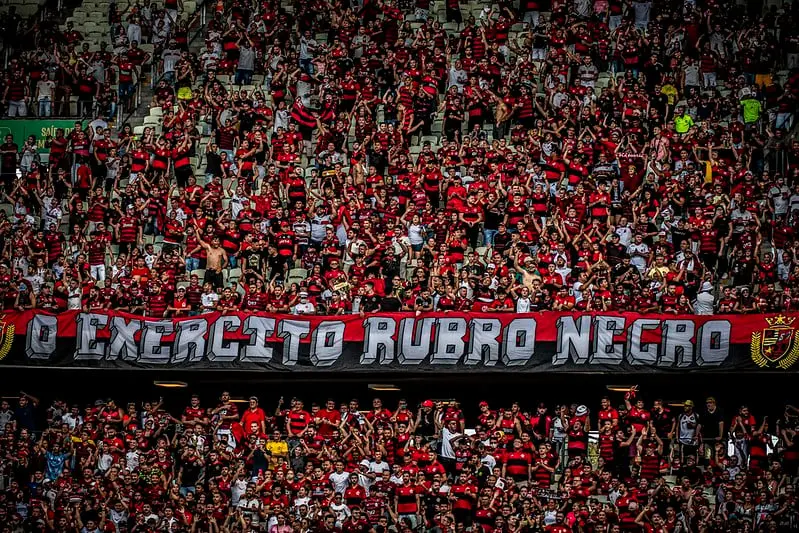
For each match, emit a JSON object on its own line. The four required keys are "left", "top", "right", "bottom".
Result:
{"left": 45, "top": 451, "right": 68, "bottom": 480}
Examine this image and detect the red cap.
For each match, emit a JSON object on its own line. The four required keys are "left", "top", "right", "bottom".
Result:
{"left": 422, "top": 400, "right": 434, "bottom": 408}
{"left": 479, "top": 401, "right": 489, "bottom": 408}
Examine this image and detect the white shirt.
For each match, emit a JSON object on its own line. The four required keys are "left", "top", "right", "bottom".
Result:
{"left": 44, "top": 205, "right": 63, "bottom": 229}
{"left": 161, "top": 48, "right": 181, "bottom": 73}
{"left": 693, "top": 292, "right": 715, "bottom": 315}
{"left": 299, "top": 37, "right": 318, "bottom": 60}
{"left": 201, "top": 51, "right": 220, "bottom": 70}
{"left": 632, "top": 1, "right": 651, "bottom": 23}
{"left": 369, "top": 460, "right": 390, "bottom": 475}
{"left": 89, "top": 119, "right": 109, "bottom": 135}
{"left": 36, "top": 80, "right": 55, "bottom": 100}
{"left": 731, "top": 208, "right": 753, "bottom": 232}
{"left": 109, "top": 509, "right": 129, "bottom": 527}
{"left": 615, "top": 225, "right": 633, "bottom": 247}
{"left": 63, "top": 413, "right": 83, "bottom": 430}
{"left": 628, "top": 243, "right": 650, "bottom": 271}
{"left": 293, "top": 496, "right": 311, "bottom": 513}
{"left": 408, "top": 223, "right": 425, "bottom": 245}
{"left": 292, "top": 301, "right": 316, "bottom": 315}
{"left": 237, "top": 497, "right": 263, "bottom": 525}
{"left": 231, "top": 478, "right": 248, "bottom": 506}
{"left": 201, "top": 292, "right": 219, "bottom": 310}
{"left": 770, "top": 185, "right": 789, "bottom": 215}
{"left": 329, "top": 471, "right": 350, "bottom": 494}
{"left": 329, "top": 502, "right": 351, "bottom": 525}
{"left": 683, "top": 65, "right": 700, "bottom": 87}
{"left": 479, "top": 453, "right": 496, "bottom": 470}
{"left": 97, "top": 452, "right": 114, "bottom": 471}
{"left": 125, "top": 450, "right": 141, "bottom": 471}
{"left": 448, "top": 68, "right": 468, "bottom": 91}
{"left": 440, "top": 427, "right": 461, "bottom": 459}
{"left": 67, "top": 287, "right": 83, "bottom": 310}
{"left": 344, "top": 238, "right": 367, "bottom": 265}
{"left": 573, "top": 281, "right": 585, "bottom": 303}
{"left": 273, "top": 109, "right": 289, "bottom": 132}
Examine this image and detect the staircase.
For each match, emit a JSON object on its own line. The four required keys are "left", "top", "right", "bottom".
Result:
{"left": 124, "top": 2, "right": 210, "bottom": 134}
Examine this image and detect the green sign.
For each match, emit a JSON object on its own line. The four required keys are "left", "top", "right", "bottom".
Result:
{"left": 0, "top": 119, "right": 80, "bottom": 153}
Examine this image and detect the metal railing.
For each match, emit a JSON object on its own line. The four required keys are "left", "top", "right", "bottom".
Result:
{"left": 115, "top": 62, "right": 153, "bottom": 126}
{"left": 117, "top": 0, "right": 207, "bottom": 128}
{"left": 191, "top": 0, "right": 208, "bottom": 46}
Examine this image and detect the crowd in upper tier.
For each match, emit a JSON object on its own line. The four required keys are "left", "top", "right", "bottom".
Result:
{"left": 0, "top": 0, "right": 798, "bottom": 315}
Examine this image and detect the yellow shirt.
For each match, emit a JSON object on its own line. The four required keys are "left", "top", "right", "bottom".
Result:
{"left": 647, "top": 265, "right": 670, "bottom": 280}
{"left": 674, "top": 114, "right": 694, "bottom": 134}
{"left": 266, "top": 440, "right": 288, "bottom": 458}
{"left": 661, "top": 84, "right": 678, "bottom": 105}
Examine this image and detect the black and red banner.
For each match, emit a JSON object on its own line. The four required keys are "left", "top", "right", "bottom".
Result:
{"left": 0, "top": 310, "right": 798, "bottom": 372}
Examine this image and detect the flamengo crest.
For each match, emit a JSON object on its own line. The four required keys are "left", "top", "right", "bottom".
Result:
{"left": 0, "top": 314, "right": 14, "bottom": 361}
{"left": 751, "top": 315, "right": 799, "bottom": 370}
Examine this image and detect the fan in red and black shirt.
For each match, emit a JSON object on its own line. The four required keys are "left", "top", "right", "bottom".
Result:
{"left": 597, "top": 398, "right": 619, "bottom": 428}
{"left": 344, "top": 475, "right": 367, "bottom": 507}
{"left": 394, "top": 476, "right": 420, "bottom": 517}
{"left": 116, "top": 205, "right": 141, "bottom": 254}
{"left": 502, "top": 438, "right": 532, "bottom": 485}
{"left": 145, "top": 284, "right": 169, "bottom": 317}
{"left": 341, "top": 509, "right": 369, "bottom": 533}
{"left": 449, "top": 471, "right": 478, "bottom": 523}
{"left": 182, "top": 395, "right": 209, "bottom": 427}
{"left": 286, "top": 401, "right": 312, "bottom": 438}
{"left": 241, "top": 283, "right": 268, "bottom": 311}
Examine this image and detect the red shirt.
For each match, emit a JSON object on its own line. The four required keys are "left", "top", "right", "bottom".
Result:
{"left": 241, "top": 407, "right": 267, "bottom": 432}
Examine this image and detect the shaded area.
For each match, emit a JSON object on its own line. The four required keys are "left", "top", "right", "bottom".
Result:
{"left": 2, "top": 368, "right": 796, "bottom": 422}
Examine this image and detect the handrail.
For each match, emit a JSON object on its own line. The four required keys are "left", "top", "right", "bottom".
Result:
{"left": 118, "top": 0, "right": 207, "bottom": 129}
{"left": 188, "top": 0, "right": 207, "bottom": 48}
{"left": 116, "top": 62, "right": 154, "bottom": 127}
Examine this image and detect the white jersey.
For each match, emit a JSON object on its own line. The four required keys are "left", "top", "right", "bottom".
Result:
{"left": 440, "top": 427, "right": 461, "bottom": 459}
{"left": 628, "top": 243, "right": 650, "bottom": 271}
{"left": 329, "top": 471, "right": 350, "bottom": 494}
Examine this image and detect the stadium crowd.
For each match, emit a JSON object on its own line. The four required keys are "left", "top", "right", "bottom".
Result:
{"left": 1, "top": 388, "right": 799, "bottom": 532}
{"left": 0, "top": 0, "right": 799, "bottom": 317}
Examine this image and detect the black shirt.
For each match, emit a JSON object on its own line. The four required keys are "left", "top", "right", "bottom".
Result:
{"left": 493, "top": 231, "right": 512, "bottom": 255}
{"left": 702, "top": 408, "right": 725, "bottom": 440}
{"left": 180, "top": 457, "right": 203, "bottom": 485}
{"left": 0, "top": 142, "right": 18, "bottom": 172}
{"left": 13, "top": 403, "right": 35, "bottom": 431}
{"left": 205, "top": 151, "right": 223, "bottom": 177}
{"left": 361, "top": 294, "right": 380, "bottom": 312}
{"left": 380, "top": 296, "right": 402, "bottom": 312}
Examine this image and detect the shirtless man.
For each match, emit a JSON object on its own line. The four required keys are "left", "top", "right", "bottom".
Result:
{"left": 194, "top": 228, "right": 227, "bottom": 288}
{"left": 492, "top": 92, "right": 512, "bottom": 140}
{"left": 514, "top": 251, "right": 542, "bottom": 290}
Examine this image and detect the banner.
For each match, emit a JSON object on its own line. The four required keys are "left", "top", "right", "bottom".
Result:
{"left": 0, "top": 119, "right": 79, "bottom": 153}
{"left": 0, "top": 311, "right": 797, "bottom": 372}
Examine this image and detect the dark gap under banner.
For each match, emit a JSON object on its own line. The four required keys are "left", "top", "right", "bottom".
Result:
{"left": 0, "top": 311, "right": 798, "bottom": 372}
